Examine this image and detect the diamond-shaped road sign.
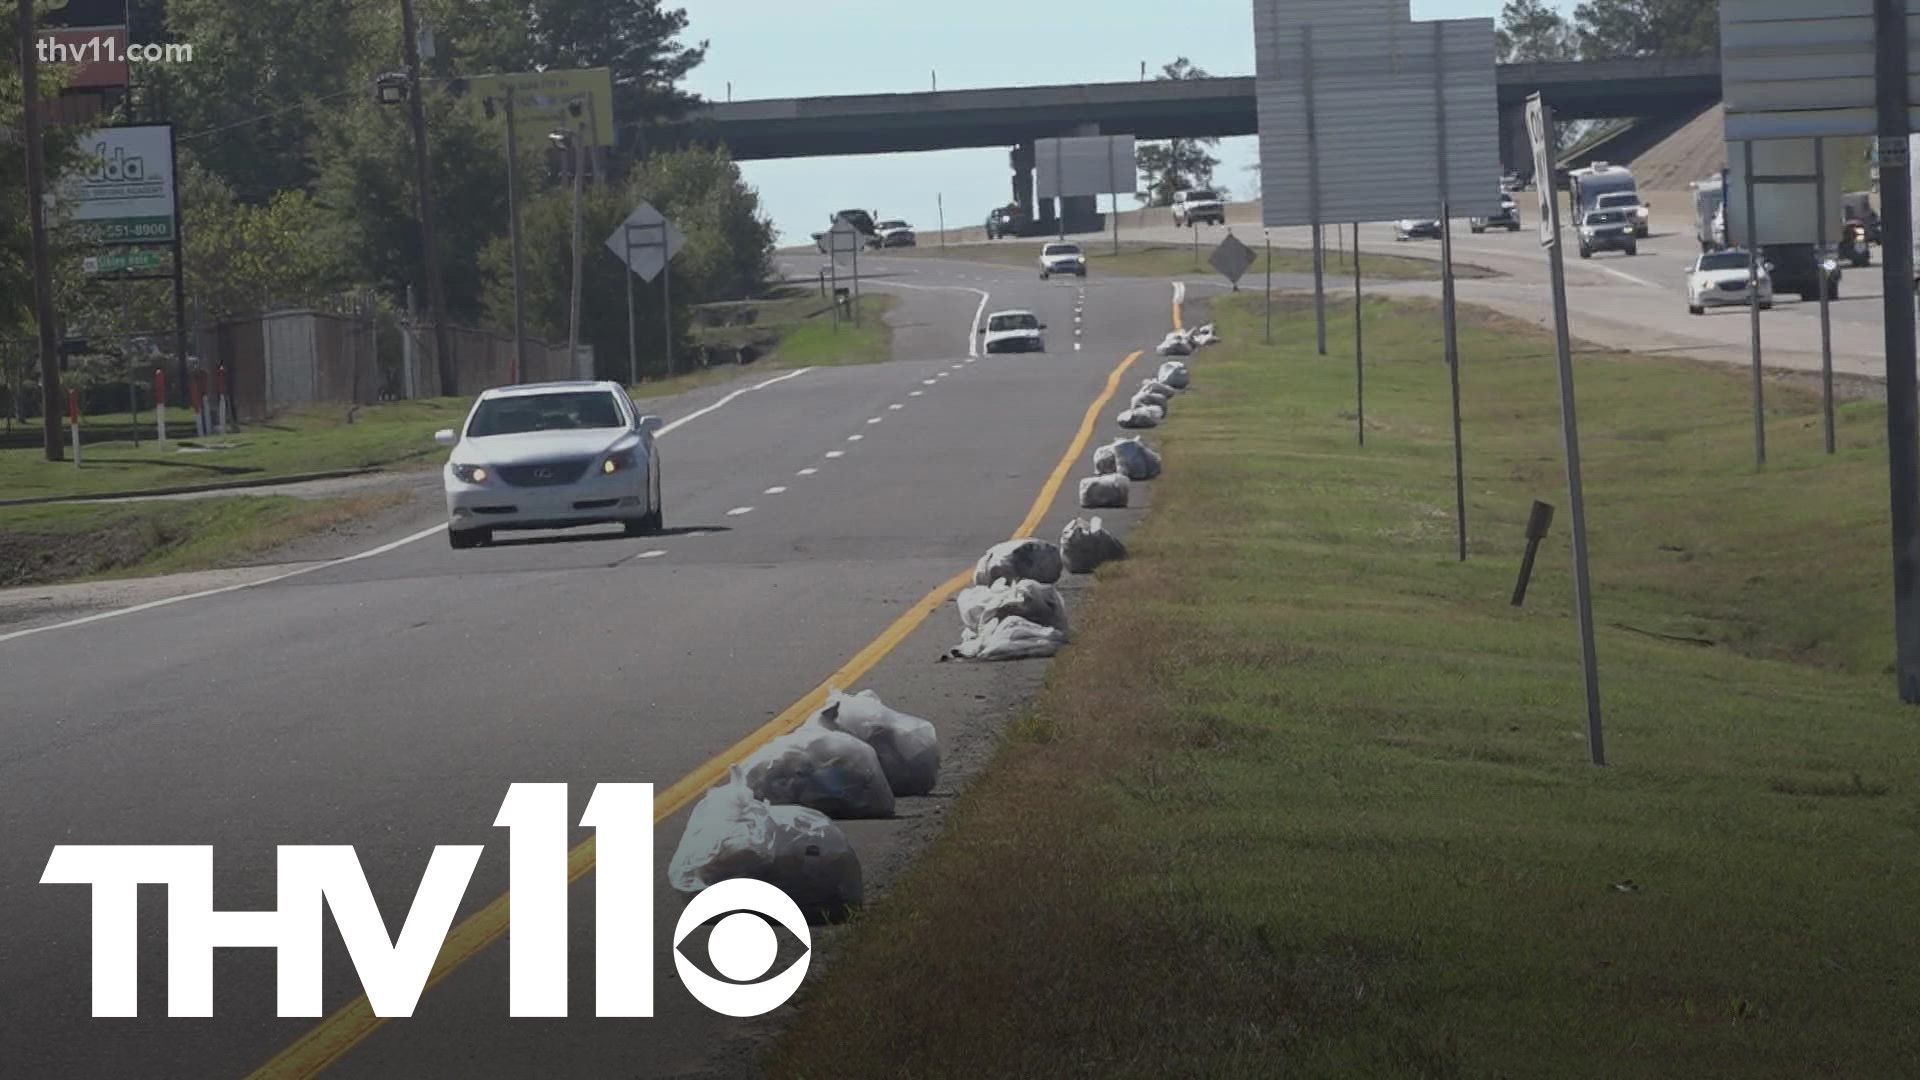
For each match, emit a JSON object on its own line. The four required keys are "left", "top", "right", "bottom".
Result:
{"left": 1208, "top": 233, "right": 1257, "bottom": 287}
{"left": 604, "top": 200, "right": 685, "bottom": 282}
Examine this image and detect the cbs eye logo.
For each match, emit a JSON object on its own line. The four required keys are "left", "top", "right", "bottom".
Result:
{"left": 672, "top": 879, "right": 812, "bottom": 1016}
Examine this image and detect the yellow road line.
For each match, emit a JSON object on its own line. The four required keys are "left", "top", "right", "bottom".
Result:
{"left": 249, "top": 348, "right": 1143, "bottom": 1080}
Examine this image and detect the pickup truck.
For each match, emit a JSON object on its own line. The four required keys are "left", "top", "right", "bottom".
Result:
{"left": 1171, "top": 189, "right": 1226, "bottom": 227}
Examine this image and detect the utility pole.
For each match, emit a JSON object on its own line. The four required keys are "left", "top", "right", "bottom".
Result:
{"left": 19, "top": 0, "right": 62, "bottom": 461}
{"left": 399, "top": 0, "right": 455, "bottom": 396}
{"left": 1875, "top": 0, "right": 1920, "bottom": 701}
{"left": 565, "top": 124, "right": 585, "bottom": 367}
{"left": 503, "top": 87, "right": 528, "bottom": 384}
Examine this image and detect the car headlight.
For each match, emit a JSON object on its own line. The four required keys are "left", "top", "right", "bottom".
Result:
{"left": 1076, "top": 255, "right": 1086, "bottom": 264}
{"left": 602, "top": 449, "right": 640, "bottom": 475}
{"left": 452, "top": 464, "right": 489, "bottom": 484}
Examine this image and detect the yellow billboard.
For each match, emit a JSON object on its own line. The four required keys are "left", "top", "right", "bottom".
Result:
{"left": 447, "top": 68, "right": 616, "bottom": 147}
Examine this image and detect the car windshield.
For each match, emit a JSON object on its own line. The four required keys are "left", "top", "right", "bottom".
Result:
{"left": 466, "top": 391, "right": 626, "bottom": 437}
{"left": 1044, "top": 244, "right": 1081, "bottom": 257}
{"left": 1596, "top": 193, "right": 1639, "bottom": 208}
{"left": 879, "top": 221, "right": 907, "bottom": 230}
{"left": 1586, "top": 211, "right": 1627, "bottom": 225}
{"left": 1698, "top": 253, "right": 1749, "bottom": 272}
{"left": 989, "top": 313, "right": 1040, "bottom": 331}
{"left": 1185, "top": 191, "right": 1218, "bottom": 202}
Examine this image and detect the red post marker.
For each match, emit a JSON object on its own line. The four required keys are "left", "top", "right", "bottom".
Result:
{"left": 68, "top": 389, "right": 80, "bottom": 424}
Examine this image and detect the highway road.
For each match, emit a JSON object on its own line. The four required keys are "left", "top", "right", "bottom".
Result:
{"left": 0, "top": 255, "right": 1185, "bottom": 1077}
{"left": 997, "top": 193, "right": 1900, "bottom": 382}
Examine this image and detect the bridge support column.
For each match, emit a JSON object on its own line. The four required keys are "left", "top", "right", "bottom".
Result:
{"left": 1011, "top": 142, "right": 1036, "bottom": 224}
{"left": 1499, "top": 102, "right": 1532, "bottom": 176}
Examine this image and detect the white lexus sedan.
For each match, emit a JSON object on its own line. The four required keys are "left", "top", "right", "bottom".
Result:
{"left": 435, "top": 380, "right": 663, "bottom": 549}
{"left": 1686, "top": 249, "right": 1772, "bottom": 314}
{"left": 1038, "top": 241, "right": 1087, "bottom": 279}
{"left": 978, "top": 309, "right": 1047, "bottom": 353}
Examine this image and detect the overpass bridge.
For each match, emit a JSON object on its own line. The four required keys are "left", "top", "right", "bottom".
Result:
{"left": 656, "top": 56, "right": 1720, "bottom": 227}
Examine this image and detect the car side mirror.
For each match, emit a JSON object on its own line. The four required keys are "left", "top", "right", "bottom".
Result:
{"left": 976, "top": 327, "right": 986, "bottom": 334}
{"left": 434, "top": 428, "right": 457, "bottom": 447}
{"left": 637, "top": 414, "right": 664, "bottom": 434}
{"left": 1039, "top": 323, "right": 1048, "bottom": 329}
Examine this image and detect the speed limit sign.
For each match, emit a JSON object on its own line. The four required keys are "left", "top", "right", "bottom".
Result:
{"left": 1526, "top": 94, "right": 1557, "bottom": 248}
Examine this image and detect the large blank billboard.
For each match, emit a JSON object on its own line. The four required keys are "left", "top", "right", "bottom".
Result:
{"left": 1720, "top": 0, "right": 1920, "bottom": 139}
{"left": 1254, "top": 1, "right": 1499, "bottom": 226}
{"left": 1035, "top": 135, "right": 1137, "bottom": 198}
{"left": 1724, "top": 137, "right": 1849, "bottom": 247}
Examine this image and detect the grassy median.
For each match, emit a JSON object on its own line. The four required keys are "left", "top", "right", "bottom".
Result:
{"left": 887, "top": 239, "right": 1481, "bottom": 282}
{"left": 0, "top": 493, "right": 410, "bottom": 588}
{"left": 769, "top": 295, "right": 1920, "bottom": 1077}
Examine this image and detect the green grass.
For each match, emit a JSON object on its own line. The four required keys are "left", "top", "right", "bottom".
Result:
{"left": 0, "top": 493, "right": 410, "bottom": 588}
{"left": 887, "top": 239, "right": 1475, "bottom": 282}
{"left": 3, "top": 294, "right": 896, "bottom": 502}
{"left": 768, "top": 295, "right": 1920, "bottom": 1078}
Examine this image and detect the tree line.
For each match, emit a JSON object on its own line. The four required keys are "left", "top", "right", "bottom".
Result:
{"left": 3, "top": 0, "right": 773, "bottom": 411}
{"left": 1498, "top": 0, "right": 1720, "bottom": 64}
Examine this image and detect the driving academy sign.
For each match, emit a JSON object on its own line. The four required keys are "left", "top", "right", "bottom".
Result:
{"left": 60, "top": 124, "right": 176, "bottom": 245}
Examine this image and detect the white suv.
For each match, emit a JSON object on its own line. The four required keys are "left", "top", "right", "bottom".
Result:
{"left": 1038, "top": 242, "right": 1087, "bottom": 279}
{"left": 435, "top": 380, "right": 663, "bottom": 549}
{"left": 1172, "top": 189, "right": 1226, "bottom": 227}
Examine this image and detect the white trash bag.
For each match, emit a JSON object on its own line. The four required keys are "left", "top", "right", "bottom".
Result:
{"left": 744, "top": 727, "right": 896, "bottom": 818}
{"left": 808, "top": 687, "right": 940, "bottom": 796}
{"left": 1140, "top": 377, "right": 1179, "bottom": 398}
{"left": 973, "top": 537, "right": 1064, "bottom": 585}
{"left": 1130, "top": 388, "right": 1170, "bottom": 411}
{"left": 766, "top": 803, "right": 863, "bottom": 914}
{"left": 958, "top": 578, "right": 1070, "bottom": 635}
{"left": 1094, "top": 437, "right": 1161, "bottom": 480}
{"left": 1158, "top": 360, "right": 1191, "bottom": 389}
{"left": 1079, "top": 473, "right": 1130, "bottom": 508}
{"left": 1156, "top": 332, "right": 1194, "bottom": 357}
{"left": 1116, "top": 406, "right": 1161, "bottom": 430}
{"left": 1061, "top": 515, "right": 1127, "bottom": 574}
{"left": 668, "top": 765, "right": 777, "bottom": 892}
{"left": 1191, "top": 323, "right": 1219, "bottom": 346}
{"left": 948, "top": 615, "right": 1067, "bottom": 661}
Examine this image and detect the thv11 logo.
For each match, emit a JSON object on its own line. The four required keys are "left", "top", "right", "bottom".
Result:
{"left": 40, "top": 783, "right": 810, "bottom": 1019}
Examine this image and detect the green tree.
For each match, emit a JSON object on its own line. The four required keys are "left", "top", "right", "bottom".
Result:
{"left": 1136, "top": 58, "right": 1221, "bottom": 207}
{"left": 441, "top": 0, "right": 708, "bottom": 132}
{"left": 1497, "top": 0, "right": 1578, "bottom": 62}
{"left": 1572, "top": 0, "right": 1718, "bottom": 60}
{"left": 479, "top": 146, "right": 772, "bottom": 381}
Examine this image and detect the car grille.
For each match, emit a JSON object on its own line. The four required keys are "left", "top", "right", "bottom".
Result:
{"left": 496, "top": 458, "right": 593, "bottom": 487}
{"left": 1718, "top": 281, "right": 1749, "bottom": 292}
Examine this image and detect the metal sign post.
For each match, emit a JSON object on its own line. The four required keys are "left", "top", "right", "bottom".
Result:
{"left": 1263, "top": 229, "right": 1273, "bottom": 344}
{"left": 1354, "top": 221, "right": 1364, "bottom": 446}
{"left": 1872, "top": 0, "right": 1920, "bottom": 702}
{"left": 1529, "top": 92, "right": 1605, "bottom": 766}
{"left": 1742, "top": 140, "right": 1766, "bottom": 469}
{"left": 1435, "top": 19, "right": 1467, "bottom": 561}
{"left": 1814, "top": 136, "right": 1835, "bottom": 454}
{"left": 1302, "top": 28, "right": 1327, "bottom": 356}
{"left": 605, "top": 202, "right": 685, "bottom": 382}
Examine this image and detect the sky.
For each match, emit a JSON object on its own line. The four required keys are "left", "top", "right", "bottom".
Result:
{"left": 676, "top": 0, "right": 1536, "bottom": 244}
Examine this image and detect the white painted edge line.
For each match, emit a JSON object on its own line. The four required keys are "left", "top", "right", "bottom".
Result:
{"left": 726, "top": 506, "right": 755, "bottom": 516}
{"left": 2, "top": 366, "right": 818, "bottom": 646}
{"left": 797, "top": 467, "right": 819, "bottom": 476}
{"left": 636, "top": 550, "right": 667, "bottom": 560}
{"left": 687, "top": 531, "right": 710, "bottom": 538}
{"left": 825, "top": 450, "right": 846, "bottom": 458}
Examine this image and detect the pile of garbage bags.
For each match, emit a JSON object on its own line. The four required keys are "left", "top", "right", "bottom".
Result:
{"left": 1061, "top": 515, "right": 1126, "bottom": 573}
{"left": 669, "top": 686, "right": 949, "bottom": 917}
{"left": 974, "top": 537, "right": 1063, "bottom": 586}
{"left": 948, "top": 539, "right": 1075, "bottom": 661}
{"left": 1079, "top": 473, "right": 1130, "bottom": 508}
{"left": 1116, "top": 405, "right": 1164, "bottom": 429}
{"left": 1158, "top": 359, "right": 1190, "bottom": 390}
{"left": 1094, "top": 437, "right": 1162, "bottom": 481}
{"left": 1156, "top": 330, "right": 1194, "bottom": 357}
{"left": 668, "top": 765, "right": 865, "bottom": 916}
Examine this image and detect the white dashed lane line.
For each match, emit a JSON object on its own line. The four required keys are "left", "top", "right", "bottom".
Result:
{"left": 848, "top": 434, "right": 865, "bottom": 441}
{"left": 922, "top": 378, "right": 937, "bottom": 385}
{"left": 825, "top": 450, "right": 846, "bottom": 458}
{"left": 726, "top": 506, "right": 754, "bottom": 517}
{"left": 764, "top": 486, "right": 788, "bottom": 495}
{"left": 909, "top": 390, "right": 924, "bottom": 396}
{"left": 888, "top": 403, "right": 903, "bottom": 410}
{"left": 797, "top": 467, "right": 819, "bottom": 476}
{"left": 867, "top": 417, "right": 883, "bottom": 424}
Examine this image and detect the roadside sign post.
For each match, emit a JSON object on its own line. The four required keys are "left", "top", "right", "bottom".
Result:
{"left": 1434, "top": 19, "right": 1467, "bottom": 561}
{"left": 1263, "top": 229, "right": 1273, "bottom": 344}
{"left": 68, "top": 389, "right": 79, "bottom": 468}
{"left": 1743, "top": 140, "right": 1766, "bottom": 468}
{"left": 1529, "top": 92, "right": 1605, "bottom": 766}
{"left": 1873, "top": 0, "right": 1920, "bottom": 702}
{"left": 153, "top": 369, "right": 165, "bottom": 448}
{"left": 938, "top": 192, "right": 947, "bottom": 251}
{"left": 605, "top": 202, "right": 686, "bottom": 382}
{"left": 1353, "top": 221, "right": 1364, "bottom": 446}
{"left": 1815, "top": 137, "right": 1835, "bottom": 455}
{"left": 1302, "top": 28, "right": 1326, "bottom": 356}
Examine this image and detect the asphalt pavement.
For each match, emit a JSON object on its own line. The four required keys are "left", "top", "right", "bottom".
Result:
{"left": 0, "top": 256, "right": 1182, "bottom": 1077}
